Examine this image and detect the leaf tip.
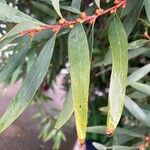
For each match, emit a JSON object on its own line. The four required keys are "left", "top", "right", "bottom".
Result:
{"left": 78, "top": 138, "right": 85, "bottom": 145}
{"left": 105, "top": 126, "right": 114, "bottom": 135}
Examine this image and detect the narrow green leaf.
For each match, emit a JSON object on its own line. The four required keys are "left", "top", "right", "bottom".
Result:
{"left": 0, "top": 2, "right": 43, "bottom": 24}
{"left": 92, "top": 142, "right": 107, "bottom": 150}
{"left": 130, "top": 82, "right": 150, "bottom": 95}
{"left": 123, "top": 0, "right": 143, "bottom": 36}
{"left": 121, "top": 0, "right": 137, "bottom": 17}
{"left": 0, "top": 22, "right": 40, "bottom": 42}
{"left": 94, "top": 47, "right": 150, "bottom": 68}
{"left": 144, "top": 0, "right": 150, "bottom": 22}
{"left": 0, "top": 34, "right": 56, "bottom": 133}
{"left": 60, "top": 5, "right": 81, "bottom": 14}
{"left": 0, "top": 35, "right": 18, "bottom": 51}
{"left": 0, "top": 36, "right": 31, "bottom": 82}
{"left": 127, "top": 64, "right": 150, "bottom": 85}
{"left": 0, "top": 0, "right": 6, "bottom": 4}
{"left": 51, "top": 0, "right": 63, "bottom": 18}
{"left": 71, "top": 0, "right": 81, "bottom": 10}
{"left": 87, "top": 126, "right": 143, "bottom": 138}
{"left": 112, "top": 145, "right": 136, "bottom": 150}
{"left": 55, "top": 89, "right": 74, "bottom": 129}
{"left": 107, "top": 15, "right": 128, "bottom": 134}
{"left": 94, "top": 0, "right": 100, "bottom": 8}
{"left": 125, "top": 96, "right": 150, "bottom": 127}
{"left": 68, "top": 24, "right": 90, "bottom": 143}
{"left": 128, "top": 39, "right": 148, "bottom": 50}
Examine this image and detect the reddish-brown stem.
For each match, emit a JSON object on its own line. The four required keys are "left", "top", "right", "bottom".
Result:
{"left": 20, "top": 0, "right": 127, "bottom": 36}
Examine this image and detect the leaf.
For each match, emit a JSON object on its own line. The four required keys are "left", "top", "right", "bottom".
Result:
{"left": 55, "top": 89, "right": 74, "bottom": 129}
{"left": 121, "top": 0, "right": 137, "bottom": 17}
{"left": 130, "top": 82, "right": 150, "bottom": 95}
{"left": 0, "top": 2, "right": 43, "bottom": 24}
{"left": 60, "top": 5, "right": 81, "bottom": 14}
{"left": 68, "top": 24, "right": 90, "bottom": 143}
{"left": 106, "top": 15, "right": 128, "bottom": 134}
{"left": 94, "top": 47, "right": 150, "bottom": 68}
{"left": 92, "top": 142, "right": 107, "bottom": 150}
{"left": 127, "top": 64, "right": 150, "bottom": 85}
{"left": 0, "top": 36, "right": 31, "bottom": 82}
{"left": 94, "top": 0, "right": 100, "bottom": 8}
{"left": 0, "top": 35, "right": 18, "bottom": 51}
{"left": 0, "top": 0, "right": 6, "bottom": 4}
{"left": 87, "top": 126, "right": 143, "bottom": 138}
{"left": 123, "top": 0, "right": 143, "bottom": 36}
{"left": 144, "top": 0, "right": 150, "bottom": 22}
{"left": 0, "top": 34, "right": 56, "bottom": 133}
{"left": 111, "top": 145, "right": 136, "bottom": 150}
{"left": 128, "top": 39, "right": 148, "bottom": 50}
{"left": 71, "top": 0, "right": 81, "bottom": 10}
{"left": 89, "top": 23, "right": 95, "bottom": 58}
{"left": 125, "top": 96, "right": 150, "bottom": 127}
{"left": 0, "top": 22, "right": 40, "bottom": 42}
{"left": 51, "top": 0, "right": 63, "bottom": 18}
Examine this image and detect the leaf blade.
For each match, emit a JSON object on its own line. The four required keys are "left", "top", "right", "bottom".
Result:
{"left": 0, "top": 34, "right": 56, "bottom": 133}
{"left": 106, "top": 15, "right": 128, "bottom": 134}
{"left": 55, "top": 89, "right": 74, "bottom": 129}
{"left": 68, "top": 24, "right": 90, "bottom": 143}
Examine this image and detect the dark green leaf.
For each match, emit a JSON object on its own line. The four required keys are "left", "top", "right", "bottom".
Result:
{"left": 0, "top": 34, "right": 56, "bottom": 133}
{"left": 144, "top": 0, "right": 150, "bottom": 22}
{"left": 123, "top": 0, "right": 143, "bottom": 36}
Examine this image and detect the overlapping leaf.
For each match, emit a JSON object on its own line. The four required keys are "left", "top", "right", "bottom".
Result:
{"left": 144, "top": 0, "right": 150, "bottom": 22}
{"left": 106, "top": 15, "right": 128, "bottom": 134}
{"left": 0, "top": 2, "right": 43, "bottom": 24}
{"left": 123, "top": 0, "right": 143, "bottom": 36}
{"left": 125, "top": 96, "right": 150, "bottom": 127}
{"left": 0, "top": 35, "right": 31, "bottom": 82}
{"left": 55, "top": 89, "right": 74, "bottom": 129}
{"left": 50, "top": 0, "right": 63, "bottom": 18}
{"left": 68, "top": 24, "right": 90, "bottom": 143}
{"left": 0, "top": 34, "right": 56, "bottom": 133}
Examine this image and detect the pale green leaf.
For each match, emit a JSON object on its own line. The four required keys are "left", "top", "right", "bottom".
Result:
{"left": 0, "top": 36, "right": 31, "bottom": 82}
{"left": 0, "top": 2, "right": 43, "bottom": 24}
{"left": 94, "top": 0, "right": 100, "bottom": 8}
{"left": 0, "top": 34, "right": 56, "bottom": 133}
{"left": 68, "top": 24, "right": 90, "bottom": 142}
{"left": 93, "top": 142, "right": 107, "bottom": 150}
{"left": 107, "top": 15, "right": 128, "bottom": 133}
{"left": 87, "top": 126, "right": 143, "bottom": 138}
{"left": 125, "top": 96, "right": 150, "bottom": 127}
{"left": 0, "top": 35, "right": 18, "bottom": 51}
{"left": 130, "top": 82, "right": 150, "bottom": 95}
{"left": 144, "top": 0, "right": 150, "bottom": 22}
{"left": 71, "top": 0, "right": 81, "bottom": 10}
{"left": 51, "top": 0, "right": 63, "bottom": 18}
{"left": 55, "top": 89, "right": 74, "bottom": 129}
{"left": 127, "top": 64, "right": 150, "bottom": 85}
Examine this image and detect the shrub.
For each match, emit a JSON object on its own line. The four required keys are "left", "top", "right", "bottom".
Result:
{"left": 0, "top": 0, "right": 150, "bottom": 149}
